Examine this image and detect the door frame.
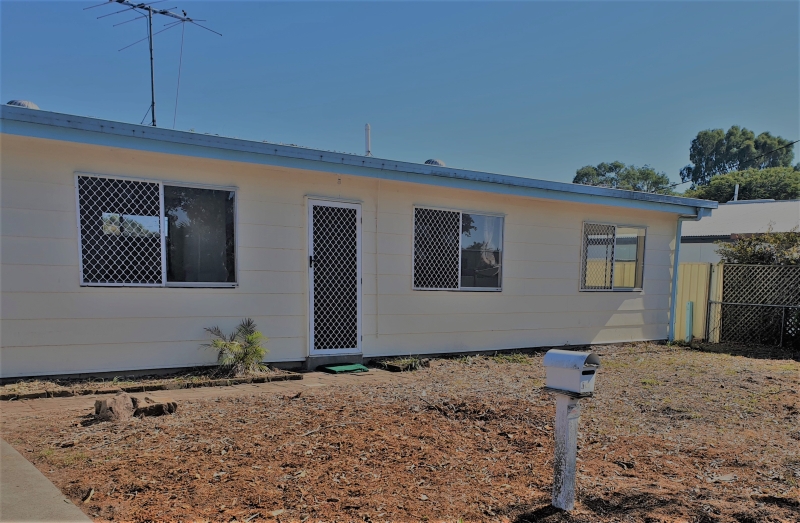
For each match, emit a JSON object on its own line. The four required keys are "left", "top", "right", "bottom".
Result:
{"left": 307, "top": 198, "right": 362, "bottom": 356}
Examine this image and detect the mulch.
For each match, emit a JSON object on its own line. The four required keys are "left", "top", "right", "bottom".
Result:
{"left": 0, "top": 369, "right": 301, "bottom": 401}
{"left": 1, "top": 343, "right": 798, "bottom": 522}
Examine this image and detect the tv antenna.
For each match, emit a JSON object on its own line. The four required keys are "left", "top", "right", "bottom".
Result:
{"left": 86, "top": 0, "right": 221, "bottom": 127}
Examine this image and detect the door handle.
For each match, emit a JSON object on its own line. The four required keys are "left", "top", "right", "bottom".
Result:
{"left": 309, "top": 255, "right": 314, "bottom": 268}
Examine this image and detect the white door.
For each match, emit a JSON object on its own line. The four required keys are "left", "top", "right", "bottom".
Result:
{"left": 308, "top": 200, "right": 362, "bottom": 355}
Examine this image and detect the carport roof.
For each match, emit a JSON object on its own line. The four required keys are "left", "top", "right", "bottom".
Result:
{"left": 682, "top": 200, "right": 799, "bottom": 238}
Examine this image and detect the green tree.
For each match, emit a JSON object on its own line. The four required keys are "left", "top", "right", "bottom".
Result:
{"left": 683, "top": 167, "right": 800, "bottom": 203}
{"left": 716, "top": 228, "right": 800, "bottom": 265}
{"left": 680, "top": 126, "right": 795, "bottom": 186}
{"left": 573, "top": 161, "right": 674, "bottom": 194}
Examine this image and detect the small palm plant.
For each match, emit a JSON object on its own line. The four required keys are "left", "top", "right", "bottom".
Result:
{"left": 203, "top": 318, "right": 268, "bottom": 376}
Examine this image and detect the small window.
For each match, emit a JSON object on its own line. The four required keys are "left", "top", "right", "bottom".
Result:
{"left": 164, "top": 185, "right": 236, "bottom": 284}
{"left": 460, "top": 213, "right": 503, "bottom": 289}
{"left": 77, "top": 175, "right": 236, "bottom": 287}
{"left": 581, "top": 222, "right": 645, "bottom": 291}
{"left": 413, "top": 207, "right": 503, "bottom": 291}
{"left": 613, "top": 227, "right": 645, "bottom": 289}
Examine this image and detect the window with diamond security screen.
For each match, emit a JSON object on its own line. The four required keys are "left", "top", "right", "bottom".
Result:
{"left": 77, "top": 175, "right": 238, "bottom": 287}
{"left": 77, "top": 175, "right": 163, "bottom": 285}
{"left": 581, "top": 223, "right": 646, "bottom": 291}
{"left": 413, "top": 208, "right": 461, "bottom": 289}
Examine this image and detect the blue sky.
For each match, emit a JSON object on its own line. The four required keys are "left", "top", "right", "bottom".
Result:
{"left": 2, "top": 1, "right": 798, "bottom": 187}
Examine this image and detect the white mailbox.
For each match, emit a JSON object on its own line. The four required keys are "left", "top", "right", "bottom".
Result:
{"left": 543, "top": 349, "right": 601, "bottom": 396}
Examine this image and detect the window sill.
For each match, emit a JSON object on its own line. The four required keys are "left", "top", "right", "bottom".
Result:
{"left": 80, "top": 283, "right": 239, "bottom": 288}
{"left": 166, "top": 283, "right": 238, "bottom": 288}
{"left": 413, "top": 288, "right": 502, "bottom": 292}
{"left": 579, "top": 288, "right": 643, "bottom": 292}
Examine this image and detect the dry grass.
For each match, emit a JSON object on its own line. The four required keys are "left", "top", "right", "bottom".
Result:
{"left": 1, "top": 342, "right": 798, "bottom": 522}
{"left": 0, "top": 367, "right": 291, "bottom": 396}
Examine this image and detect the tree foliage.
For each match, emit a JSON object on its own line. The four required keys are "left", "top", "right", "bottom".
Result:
{"left": 573, "top": 161, "right": 674, "bottom": 194}
{"left": 716, "top": 228, "right": 800, "bottom": 265}
{"left": 683, "top": 167, "right": 800, "bottom": 203}
{"left": 680, "top": 126, "right": 795, "bottom": 187}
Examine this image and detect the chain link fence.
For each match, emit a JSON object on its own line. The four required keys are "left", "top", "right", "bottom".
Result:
{"left": 708, "top": 265, "right": 800, "bottom": 350}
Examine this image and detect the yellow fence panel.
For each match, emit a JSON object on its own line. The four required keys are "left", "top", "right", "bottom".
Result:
{"left": 584, "top": 260, "right": 636, "bottom": 288}
{"left": 675, "top": 263, "right": 712, "bottom": 340}
{"left": 613, "top": 261, "right": 636, "bottom": 288}
{"left": 584, "top": 260, "right": 612, "bottom": 288}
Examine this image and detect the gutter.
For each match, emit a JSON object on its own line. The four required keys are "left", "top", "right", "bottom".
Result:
{"left": 668, "top": 208, "right": 712, "bottom": 341}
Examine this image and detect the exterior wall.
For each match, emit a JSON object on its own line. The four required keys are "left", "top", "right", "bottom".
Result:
{"left": 680, "top": 242, "right": 722, "bottom": 264}
{"left": 1, "top": 134, "right": 679, "bottom": 378}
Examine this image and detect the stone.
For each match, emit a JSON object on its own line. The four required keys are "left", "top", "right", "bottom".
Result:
{"left": 132, "top": 396, "right": 178, "bottom": 417}
{"left": 94, "top": 392, "right": 135, "bottom": 421}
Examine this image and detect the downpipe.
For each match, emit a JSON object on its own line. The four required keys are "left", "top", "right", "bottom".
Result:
{"left": 668, "top": 208, "right": 711, "bottom": 341}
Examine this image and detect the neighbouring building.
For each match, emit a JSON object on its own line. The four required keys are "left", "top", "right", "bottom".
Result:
{"left": 0, "top": 105, "right": 716, "bottom": 378}
{"left": 680, "top": 199, "right": 800, "bottom": 264}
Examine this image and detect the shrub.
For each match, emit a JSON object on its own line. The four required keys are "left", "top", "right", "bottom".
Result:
{"left": 715, "top": 227, "right": 800, "bottom": 265}
{"left": 203, "top": 318, "right": 268, "bottom": 376}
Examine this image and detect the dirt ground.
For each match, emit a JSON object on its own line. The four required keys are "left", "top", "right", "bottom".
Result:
{"left": 1, "top": 342, "right": 798, "bottom": 523}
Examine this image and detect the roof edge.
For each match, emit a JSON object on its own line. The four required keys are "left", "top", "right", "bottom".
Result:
{"left": 1, "top": 105, "right": 718, "bottom": 212}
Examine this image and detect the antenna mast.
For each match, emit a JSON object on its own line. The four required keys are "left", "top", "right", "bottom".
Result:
{"left": 147, "top": 8, "right": 156, "bottom": 126}
{"left": 86, "top": 0, "right": 221, "bottom": 127}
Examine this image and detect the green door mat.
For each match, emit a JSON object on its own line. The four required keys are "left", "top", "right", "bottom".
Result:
{"left": 318, "top": 363, "right": 369, "bottom": 374}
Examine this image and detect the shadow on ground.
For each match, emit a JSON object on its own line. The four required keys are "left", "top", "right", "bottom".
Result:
{"left": 513, "top": 504, "right": 574, "bottom": 522}
{"left": 692, "top": 342, "right": 798, "bottom": 361}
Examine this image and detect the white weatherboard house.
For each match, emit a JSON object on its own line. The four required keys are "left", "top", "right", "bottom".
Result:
{"left": 0, "top": 105, "right": 717, "bottom": 378}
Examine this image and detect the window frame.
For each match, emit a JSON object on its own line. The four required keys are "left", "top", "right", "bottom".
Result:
{"left": 579, "top": 221, "right": 646, "bottom": 292}
{"left": 75, "top": 173, "right": 239, "bottom": 288}
{"left": 163, "top": 180, "right": 239, "bottom": 288}
{"left": 412, "top": 205, "right": 505, "bottom": 292}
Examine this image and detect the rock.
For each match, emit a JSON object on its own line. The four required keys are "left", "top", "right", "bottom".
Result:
{"left": 132, "top": 396, "right": 177, "bottom": 417}
{"left": 94, "top": 392, "right": 135, "bottom": 421}
{"left": 709, "top": 473, "right": 735, "bottom": 483}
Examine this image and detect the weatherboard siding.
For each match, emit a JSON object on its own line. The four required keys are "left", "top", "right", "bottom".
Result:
{"left": 1, "top": 134, "right": 678, "bottom": 377}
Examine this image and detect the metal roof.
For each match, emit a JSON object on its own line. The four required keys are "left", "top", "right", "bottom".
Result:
{"left": 1, "top": 105, "right": 717, "bottom": 216}
{"left": 682, "top": 199, "right": 799, "bottom": 238}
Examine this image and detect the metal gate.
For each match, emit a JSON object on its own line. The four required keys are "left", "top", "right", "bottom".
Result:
{"left": 308, "top": 200, "right": 361, "bottom": 355}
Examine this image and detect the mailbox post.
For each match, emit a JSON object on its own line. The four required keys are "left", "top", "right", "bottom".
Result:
{"left": 542, "top": 349, "right": 601, "bottom": 511}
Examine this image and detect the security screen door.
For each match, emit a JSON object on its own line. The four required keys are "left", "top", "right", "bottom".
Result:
{"left": 308, "top": 200, "right": 362, "bottom": 355}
